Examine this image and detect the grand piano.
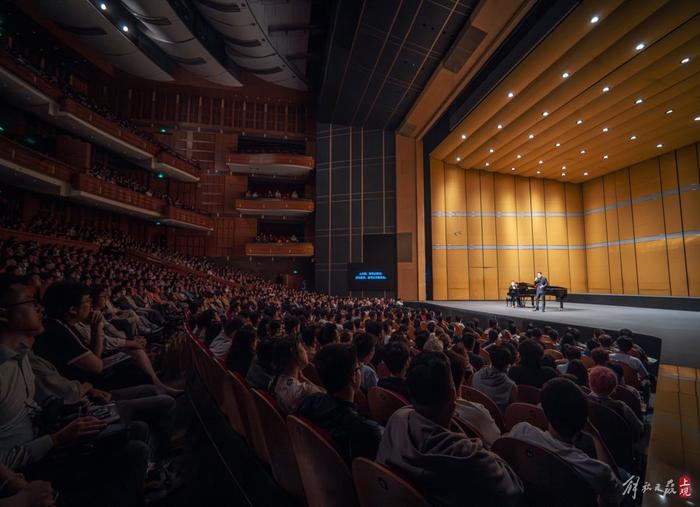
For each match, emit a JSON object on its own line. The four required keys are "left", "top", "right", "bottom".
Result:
{"left": 513, "top": 282, "right": 568, "bottom": 309}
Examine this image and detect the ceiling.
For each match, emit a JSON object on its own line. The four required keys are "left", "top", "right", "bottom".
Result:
{"left": 432, "top": 0, "right": 700, "bottom": 183}
{"left": 317, "top": 0, "right": 478, "bottom": 130}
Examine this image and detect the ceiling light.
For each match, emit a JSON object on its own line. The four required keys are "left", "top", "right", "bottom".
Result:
{"left": 635, "top": 98, "right": 643, "bottom": 104}
{"left": 100, "top": 2, "right": 107, "bottom": 10}
{"left": 580, "top": 149, "right": 586, "bottom": 154}
{"left": 516, "top": 154, "right": 522, "bottom": 159}
{"left": 122, "top": 25, "right": 129, "bottom": 32}
{"left": 602, "top": 86, "right": 610, "bottom": 93}
{"left": 456, "top": 157, "right": 461, "bottom": 162}
{"left": 666, "top": 109, "right": 673, "bottom": 114}
{"left": 576, "top": 119, "right": 583, "bottom": 125}
{"left": 656, "top": 143, "right": 663, "bottom": 148}
{"left": 555, "top": 142, "right": 561, "bottom": 147}
{"left": 538, "top": 160, "right": 543, "bottom": 164}
{"left": 590, "top": 15, "right": 600, "bottom": 24}
{"left": 584, "top": 172, "right": 589, "bottom": 176}
{"left": 561, "top": 172, "right": 566, "bottom": 176}
{"left": 562, "top": 72, "right": 570, "bottom": 79}
{"left": 603, "top": 155, "right": 609, "bottom": 159}
{"left": 561, "top": 165, "right": 567, "bottom": 170}
{"left": 536, "top": 170, "right": 541, "bottom": 174}
{"left": 695, "top": 116, "right": 700, "bottom": 121}
{"left": 497, "top": 124, "right": 503, "bottom": 129}
{"left": 635, "top": 42, "right": 645, "bottom": 51}
{"left": 528, "top": 133, "right": 535, "bottom": 139}
{"left": 511, "top": 167, "right": 516, "bottom": 171}
{"left": 542, "top": 111, "right": 549, "bottom": 117}
{"left": 602, "top": 127, "right": 609, "bottom": 132}
{"left": 485, "top": 162, "right": 490, "bottom": 167}
{"left": 681, "top": 57, "right": 691, "bottom": 64}
{"left": 630, "top": 135, "right": 637, "bottom": 140}
{"left": 489, "top": 148, "right": 494, "bottom": 153}
{"left": 461, "top": 134, "right": 467, "bottom": 140}
{"left": 507, "top": 91, "right": 514, "bottom": 98}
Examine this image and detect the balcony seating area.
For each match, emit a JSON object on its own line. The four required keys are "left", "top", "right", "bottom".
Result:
{"left": 226, "top": 153, "right": 315, "bottom": 177}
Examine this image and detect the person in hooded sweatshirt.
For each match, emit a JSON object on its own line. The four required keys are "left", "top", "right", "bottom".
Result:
{"left": 376, "top": 351, "right": 523, "bottom": 507}
{"left": 470, "top": 346, "right": 517, "bottom": 412}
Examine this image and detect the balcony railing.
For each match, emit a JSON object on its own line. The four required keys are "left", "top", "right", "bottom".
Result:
{"left": 72, "top": 173, "right": 165, "bottom": 213}
{"left": 245, "top": 242, "right": 314, "bottom": 257}
{"left": 0, "top": 227, "right": 99, "bottom": 252}
{"left": 0, "top": 136, "right": 74, "bottom": 182}
{"left": 0, "top": 51, "right": 62, "bottom": 101}
{"left": 226, "top": 153, "right": 315, "bottom": 176}
{"left": 164, "top": 206, "right": 214, "bottom": 230}
{"left": 234, "top": 198, "right": 314, "bottom": 215}
{"left": 156, "top": 151, "right": 199, "bottom": 180}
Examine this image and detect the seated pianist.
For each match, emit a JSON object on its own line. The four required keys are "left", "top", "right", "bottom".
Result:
{"left": 506, "top": 281, "right": 521, "bottom": 307}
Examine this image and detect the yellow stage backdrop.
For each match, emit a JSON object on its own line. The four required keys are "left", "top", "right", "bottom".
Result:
{"left": 429, "top": 142, "right": 700, "bottom": 299}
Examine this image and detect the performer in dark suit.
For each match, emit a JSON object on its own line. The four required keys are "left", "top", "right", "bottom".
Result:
{"left": 506, "top": 280, "right": 520, "bottom": 307}
{"left": 534, "top": 271, "right": 548, "bottom": 312}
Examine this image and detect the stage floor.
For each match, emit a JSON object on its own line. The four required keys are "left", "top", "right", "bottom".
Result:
{"left": 421, "top": 300, "right": 700, "bottom": 368}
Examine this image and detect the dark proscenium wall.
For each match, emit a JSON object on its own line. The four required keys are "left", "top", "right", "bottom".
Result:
{"left": 315, "top": 123, "right": 396, "bottom": 296}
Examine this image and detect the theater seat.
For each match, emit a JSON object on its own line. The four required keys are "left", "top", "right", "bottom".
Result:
{"left": 515, "top": 385, "right": 541, "bottom": 405}
{"left": 452, "top": 415, "right": 484, "bottom": 441}
{"left": 250, "top": 389, "right": 306, "bottom": 504}
{"left": 580, "top": 356, "right": 595, "bottom": 369}
{"left": 287, "top": 415, "right": 358, "bottom": 507}
{"left": 367, "top": 386, "right": 408, "bottom": 425}
{"left": 611, "top": 385, "right": 643, "bottom": 420}
{"left": 352, "top": 457, "right": 429, "bottom": 507}
{"left": 376, "top": 362, "right": 390, "bottom": 378}
{"left": 587, "top": 401, "right": 636, "bottom": 471}
{"left": 492, "top": 437, "right": 597, "bottom": 507}
{"left": 610, "top": 360, "right": 641, "bottom": 389}
{"left": 229, "top": 372, "right": 270, "bottom": 464}
{"left": 504, "top": 402, "right": 548, "bottom": 431}
{"left": 461, "top": 385, "right": 505, "bottom": 432}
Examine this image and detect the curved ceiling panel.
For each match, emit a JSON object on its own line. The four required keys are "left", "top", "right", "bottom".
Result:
{"left": 34, "top": 0, "right": 173, "bottom": 82}
{"left": 195, "top": 0, "right": 310, "bottom": 91}
{"left": 121, "top": 0, "right": 242, "bottom": 87}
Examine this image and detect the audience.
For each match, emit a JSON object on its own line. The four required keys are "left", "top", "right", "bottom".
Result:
{"left": 271, "top": 334, "right": 322, "bottom": 415}
{"left": 471, "top": 346, "right": 516, "bottom": 412}
{"left": 376, "top": 340, "right": 410, "bottom": 399}
{"left": 508, "top": 339, "right": 558, "bottom": 388}
{"left": 588, "top": 366, "right": 644, "bottom": 441}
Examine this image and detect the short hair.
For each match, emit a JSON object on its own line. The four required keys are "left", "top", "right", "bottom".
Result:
{"left": 383, "top": 341, "right": 410, "bottom": 374}
{"left": 42, "top": 281, "right": 91, "bottom": 319}
{"left": 300, "top": 325, "right": 316, "bottom": 347}
{"left": 364, "top": 319, "right": 382, "bottom": 337}
{"left": 589, "top": 366, "right": 618, "bottom": 396}
{"left": 314, "top": 343, "right": 357, "bottom": 395}
{"left": 490, "top": 346, "right": 512, "bottom": 370}
{"left": 415, "top": 329, "right": 430, "bottom": 350}
{"left": 224, "top": 317, "right": 243, "bottom": 337}
{"left": 353, "top": 332, "right": 377, "bottom": 359}
{"left": 616, "top": 336, "right": 633, "bottom": 353}
{"left": 318, "top": 322, "right": 338, "bottom": 346}
{"left": 446, "top": 349, "right": 467, "bottom": 389}
{"left": 566, "top": 360, "right": 588, "bottom": 387}
{"left": 407, "top": 351, "right": 452, "bottom": 408}
{"left": 563, "top": 344, "right": 581, "bottom": 361}
{"left": 540, "top": 378, "right": 588, "bottom": 438}
{"left": 273, "top": 334, "right": 303, "bottom": 373}
{"left": 284, "top": 315, "right": 300, "bottom": 334}
{"left": 591, "top": 347, "right": 609, "bottom": 365}
{"left": 598, "top": 334, "right": 613, "bottom": 347}
{"left": 423, "top": 337, "right": 444, "bottom": 352}
{"left": 518, "top": 339, "right": 544, "bottom": 368}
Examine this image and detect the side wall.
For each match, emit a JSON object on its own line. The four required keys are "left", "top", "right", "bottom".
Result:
{"left": 582, "top": 142, "right": 700, "bottom": 296}
{"left": 429, "top": 160, "right": 588, "bottom": 300}
{"left": 315, "top": 124, "right": 396, "bottom": 296}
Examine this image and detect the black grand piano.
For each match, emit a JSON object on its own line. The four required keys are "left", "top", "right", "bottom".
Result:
{"left": 511, "top": 282, "right": 568, "bottom": 309}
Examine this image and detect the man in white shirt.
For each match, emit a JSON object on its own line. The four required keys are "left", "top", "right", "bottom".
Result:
{"left": 609, "top": 337, "right": 648, "bottom": 379}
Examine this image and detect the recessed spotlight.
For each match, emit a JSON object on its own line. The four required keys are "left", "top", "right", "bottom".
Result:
{"left": 602, "top": 127, "right": 609, "bottom": 132}
{"left": 681, "top": 57, "right": 691, "bottom": 64}
{"left": 576, "top": 119, "right": 583, "bottom": 125}
{"left": 590, "top": 15, "right": 600, "bottom": 24}
{"left": 507, "top": 91, "right": 514, "bottom": 98}
{"left": 489, "top": 148, "right": 494, "bottom": 153}
{"left": 456, "top": 157, "right": 461, "bottom": 162}
{"left": 100, "top": 2, "right": 107, "bottom": 10}
{"left": 561, "top": 165, "right": 567, "bottom": 170}
{"left": 584, "top": 172, "right": 589, "bottom": 176}
{"left": 461, "top": 134, "right": 467, "bottom": 140}
{"left": 666, "top": 109, "right": 673, "bottom": 114}
{"left": 485, "top": 162, "right": 490, "bottom": 167}
{"left": 603, "top": 154, "right": 609, "bottom": 159}
{"left": 555, "top": 142, "right": 561, "bottom": 147}
{"left": 656, "top": 143, "right": 663, "bottom": 148}
{"left": 562, "top": 72, "right": 570, "bottom": 79}
{"left": 497, "top": 124, "right": 503, "bottom": 129}
{"left": 516, "top": 154, "right": 522, "bottom": 159}
{"left": 602, "top": 86, "right": 610, "bottom": 93}
{"left": 580, "top": 149, "right": 586, "bottom": 154}
{"left": 542, "top": 111, "right": 550, "bottom": 117}
{"left": 635, "top": 98, "right": 643, "bottom": 104}
{"left": 635, "top": 42, "right": 645, "bottom": 51}
{"left": 561, "top": 172, "right": 566, "bottom": 176}
{"left": 538, "top": 160, "right": 543, "bottom": 164}
{"left": 630, "top": 135, "right": 637, "bottom": 140}
{"left": 695, "top": 116, "right": 700, "bottom": 121}
{"left": 511, "top": 167, "right": 516, "bottom": 171}
{"left": 536, "top": 170, "right": 541, "bottom": 174}
{"left": 122, "top": 25, "right": 129, "bottom": 32}
{"left": 528, "top": 133, "right": 535, "bottom": 139}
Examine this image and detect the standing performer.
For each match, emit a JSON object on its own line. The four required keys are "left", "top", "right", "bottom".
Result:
{"left": 533, "top": 271, "right": 548, "bottom": 312}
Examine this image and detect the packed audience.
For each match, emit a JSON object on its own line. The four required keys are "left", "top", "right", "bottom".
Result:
{"left": 253, "top": 233, "right": 301, "bottom": 243}
{"left": 244, "top": 189, "right": 301, "bottom": 199}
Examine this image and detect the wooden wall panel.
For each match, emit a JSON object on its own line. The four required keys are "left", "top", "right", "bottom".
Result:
{"left": 444, "top": 165, "right": 468, "bottom": 299}
{"left": 565, "top": 183, "right": 587, "bottom": 292}
{"left": 480, "top": 172, "right": 499, "bottom": 300}
{"left": 466, "top": 170, "right": 485, "bottom": 299}
{"left": 430, "top": 159, "right": 448, "bottom": 299}
{"left": 659, "top": 152, "right": 688, "bottom": 296}
{"left": 677, "top": 144, "right": 700, "bottom": 295}
{"left": 515, "top": 176, "right": 534, "bottom": 281}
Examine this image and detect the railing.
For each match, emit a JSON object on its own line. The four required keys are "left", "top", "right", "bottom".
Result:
{"left": 156, "top": 151, "right": 199, "bottom": 179}
{"left": 234, "top": 198, "right": 314, "bottom": 213}
{"left": 0, "top": 227, "right": 99, "bottom": 252}
{"left": 164, "top": 206, "right": 214, "bottom": 230}
{"left": 226, "top": 153, "right": 315, "bottom": 170}
{"left": 72, "top": 173, "right": 165, "bottom": 213}
{"left": 245, "top": 242, "right": 314, "bottom": 257}
{"left": 0, "top": 136, "right": 74, "bottom": 181}
{"left": 0, "top": 51, "right": 62, "bottom": 101}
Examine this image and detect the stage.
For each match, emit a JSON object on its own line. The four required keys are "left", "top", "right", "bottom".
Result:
{"left": 408, "top": 300, "right": 700, "bottom": 369}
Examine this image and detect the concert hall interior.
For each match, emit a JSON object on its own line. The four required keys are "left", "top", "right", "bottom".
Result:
{"left": 0, "top": 0, "right": 698, "bottom": 506}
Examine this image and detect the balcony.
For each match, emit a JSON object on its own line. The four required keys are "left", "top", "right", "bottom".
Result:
{"left": 155, "top": 151, "right": 200, "bottom": 182}
{"left": 161, "top": 206, "right": 214, "bottom": 232}
{"left": 226, "top": 153, "right": 314, "bottom": 177}
{"left": 0, "top": 136, "right": 73, "bottom": 195}
{"left": 70, "top": 173, "right": 164, "bottom": 218}
{"left": 245, "top": 242, "right": 314, "bottom": 257}
{"left": 0, "top": 51, "right": 62, "bottom": 107}
{"left": 234, "top": 198, "right": 314, "bottom": 217}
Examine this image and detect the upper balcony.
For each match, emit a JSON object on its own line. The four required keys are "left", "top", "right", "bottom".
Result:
{"left": 155, "top": 151, "right": 200, "bottom": 183}
{"left": 0, "top": 136, "right": 73, "bottom": 195}
{"left": 245, "top": 242, "right": 314, "bottom": 258}
{"left": 161, "top": 206, "right": 214, "bottom": 232}
{"left": 226, "top": 153, "right": 314, "bottom": 177}
{"left": 70, "top": 173, "right": 164, "bottom": 218}
{"left": 234, "top": 198, "right": 314, "bottom": 218}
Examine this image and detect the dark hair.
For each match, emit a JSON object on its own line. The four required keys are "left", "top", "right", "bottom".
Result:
{"left": 314, "top": 344, "right": 357, "bottom": 394}
{"left": 42, "top": 281, "right": 91, "bottom": 319}
{"left": 204, "top": 321, "right": 223, "bottom": 346}
{"left": 224, "top": 317, "right": 243, "bottom": 337}
{"left": 616, "top": 336, "right": 633, "bottom": 353}
{"left": 591, "top": 347, "right": 609, "bottom": 365}
{"left": 541, "top": 378, "right": 588, "bottom": 437}
{"left": 300, "top": 325, "right": 316, "bottom": 347}
{"left": 446, "top": 350, "right": 467, "bottom": 389}
{"left": 383, "top": 341, "right": 410, "bottom": 374}
{"left": 354, "top": 332, "right": 377, "bottom": 360}
{"left": 407, "top": 351, "right": 453, "bottom": 408}
{"left": 364, "top": 319, "right": 382, "bottom": 337}
{"left": 490, "top": 346, "right": 512, "bottom": 370}
{"left": 563, "top": 344, "right": 581, "bottom": 361}
{"left": 195, "top": 309, "right": 216, "bottom": 330}
{"left": 415, "top": 329, "right": 429, "bottom": 350}
{"left": 273, "top": 334, "right": 303, "bottom": 373}
{"left": 461, "top": 333, "right": 476, "bottom": 351}
{"left": 318, "top": 322, "right": 338, "bottom": 347}
{"left": 598, "top": 334, "right": 613, "bottom": 348}
{"left": 518, "top": 339, "right": 544, "bottom": 368}
{"left": 256, "top": 337, "right": 275, "bottom": 372}
{"left": 566, "top": 360, "right": 588, "bottom": 387}
{"left": 226, "top": 325, "right": 258, "bottom": 376}
{"left": 284, "top": 315, "right": 300, "bottom": 334}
